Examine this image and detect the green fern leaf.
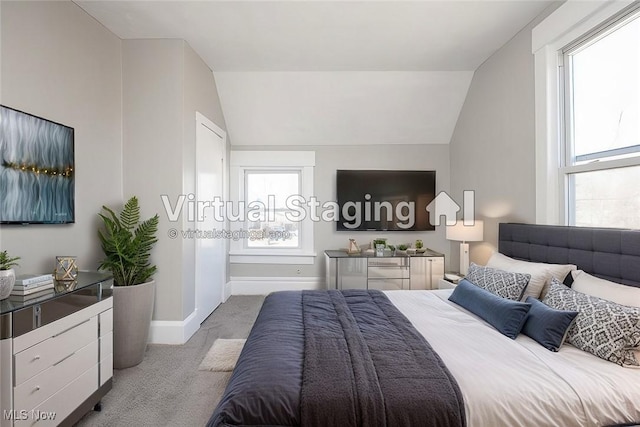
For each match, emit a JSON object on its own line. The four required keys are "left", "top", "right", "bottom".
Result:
{"left": 120, "top": 196, "right": 140, "bottom": 231}
{"left": 98, "top": 196, "right": 158, "bottom": 286}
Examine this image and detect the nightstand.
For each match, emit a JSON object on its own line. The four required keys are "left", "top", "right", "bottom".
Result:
{"left": 438, "top": 273, "right": 464, "bottom": 290}
{"left": 437, "top": 278, "right": 458, "bottom": 290}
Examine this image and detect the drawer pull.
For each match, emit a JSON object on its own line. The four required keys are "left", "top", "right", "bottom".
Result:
{"left": 33, "top": 355, "right": 40, "bottom": 361}
{"left": 53, "top": 352, "right": 75, "bottom": 367}
{"left": 52, "top": 319, "right": 91, "bottom": 338}
{"left": 35, "top": 386, "right": 40, "bottom": 391}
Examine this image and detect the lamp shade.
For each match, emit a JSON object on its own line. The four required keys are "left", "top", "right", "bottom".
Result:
{"left": 446, "top": 220, "right": 484, "bottom": 242}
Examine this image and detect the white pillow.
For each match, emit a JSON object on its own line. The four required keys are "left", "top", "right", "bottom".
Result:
{"left": 571, "top": 270, "right": 640, "bottom": 308}
{"left": 571, "top": 270, "right": 640, "bottom": 366}
{"left": 486, "top": 252, "right": 576, "bottom": 299}
{"left": 544, "top": 279, "right": 640, "bottom": 367}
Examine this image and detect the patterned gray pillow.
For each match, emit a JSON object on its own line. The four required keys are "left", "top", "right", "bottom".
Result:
{"left": 543, "top": 278, "right": 640, "bottom": 367}
{"left": 465, "top": 263, "right": 530, "bottom": 301}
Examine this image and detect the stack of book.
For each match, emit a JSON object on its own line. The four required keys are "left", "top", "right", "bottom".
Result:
{"left": 10, "top": 274, "right": 55, "bottom": 302}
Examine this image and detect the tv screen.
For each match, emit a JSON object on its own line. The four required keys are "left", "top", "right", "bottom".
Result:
{"left": 336, "top": 170, "right": 435, "bottom": 231}
{"left": 0, "top": 105, "right": 75, "bottom": 224}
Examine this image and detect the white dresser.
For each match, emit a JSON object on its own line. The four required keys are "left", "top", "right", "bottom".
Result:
{"left": 325, "top": 249, "right": 445, "bottom": 290}
{"left": 0, "top": 272, "right": 113, "bottom": 427}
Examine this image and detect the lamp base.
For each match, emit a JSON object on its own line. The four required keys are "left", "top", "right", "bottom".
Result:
{"left": 459, "top": 242, "right": 470, "bottom": 276}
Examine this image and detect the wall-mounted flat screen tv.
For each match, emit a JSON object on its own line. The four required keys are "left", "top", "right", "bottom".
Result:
{"left": 0, "top": 105, "right": 75, "bottom": 224}
{"left": 336, "top": 170, "right": 435, "bottom": 231}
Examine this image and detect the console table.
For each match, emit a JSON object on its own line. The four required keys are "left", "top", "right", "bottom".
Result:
{"left": 325, "top": 249, "right": 445, "bottom": 291}
{"left": 0, "top": 272, "right": 113, "bottom": 427}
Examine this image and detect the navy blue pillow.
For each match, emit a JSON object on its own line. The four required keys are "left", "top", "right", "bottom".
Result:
{"left": 449, "top": 279, "right": 531, "bottom": 339}
{"left": 522, "top": 297, "right": 579, "bottom": 352}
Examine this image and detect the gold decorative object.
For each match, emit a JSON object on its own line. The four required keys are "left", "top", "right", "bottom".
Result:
{"left": 347, "top": 239, "right": 361, "bottom": 254}
{"left": 54, "top": 279, "right": 77, "bottom": 292}
{"left": 54, "top": 256, "right": 78, "bottom": 283}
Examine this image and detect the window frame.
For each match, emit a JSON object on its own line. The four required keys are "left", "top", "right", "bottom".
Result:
{"left": 229, "top": 151, "right": 316, "bottom": 264}
{"left": 533, "top": 0, "right": 640, "bottom": 226}
{"left": 559, "top": 6, "right": 640, "bottom": 226}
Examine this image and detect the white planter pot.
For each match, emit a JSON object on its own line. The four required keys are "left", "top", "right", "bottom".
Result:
{"left": 112, "top": 280, "right": 155, "bottom": 369}
{"left": 0, "top": 269, "right": 16, "bottom": 300}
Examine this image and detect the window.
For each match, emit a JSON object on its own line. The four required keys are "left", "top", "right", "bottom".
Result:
{"left": 561, "top": 6, "right": 640, "bottom": 228}
{"left": 245, "top": 171, "right": 300, "bottom": 248}
{"left": 229, "top": 151, "right": 315, "bottom": 264}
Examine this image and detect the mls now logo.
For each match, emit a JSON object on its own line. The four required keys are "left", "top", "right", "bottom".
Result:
{"left": 426, "top": 190, "right": 476, "bottom": 226}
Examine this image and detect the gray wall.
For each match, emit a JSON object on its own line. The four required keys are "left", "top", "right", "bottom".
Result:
{"left": 0, "top": 1, "right": 122, "bottom": 273}
{"left": 123, "top": 39, "right": 184, "bottom": 322}
{"left": 123, "top": 39, "right": 228, "bottom": 321}
{"left": 182, "top": 43, "right": 229, "bottom": 316}
{"left": 449, "top": 5, "right": 560, "bottom": 268}
{"left": 0, "top": 2, "right": 228, "bottom": 325}
{"left": 230, "top": 144, "right": 451, "bottom": 279}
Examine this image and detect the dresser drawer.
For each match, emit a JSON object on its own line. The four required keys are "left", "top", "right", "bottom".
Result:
{"left": 14, "top": 364, "right": 98, "bottom": 427}
{"left": 14, "top": 317, "right": 97, "bottom": 386}
{"left": 100, "top": 331, "right": 113, "bottom": 361}
{"left": 367, "top": 258, "right": 408, "bottom": 267}
{"left": 100, "top": 353, "right": 113, "bottom": 387}
{"left": 99, "top": 309, "right": 113, "bottom": 337}
{"left": 367, "top": 278, "right": 409, "bottom": 291}
{"left": 99, "top": 328, "right": 113, "bottom": 386}
{"left": 13, "top": 298, "right": 111, "bottom": 353}
{"left": 368, "top": 266, "right": 410, "bottom": 279}
{"left": 14, "top": 340, "right": 98, "bottom": 413}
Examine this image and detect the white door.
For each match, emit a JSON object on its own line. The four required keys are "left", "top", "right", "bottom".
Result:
{"left": 195, "top": 112, "right": 226, "bottom": 325}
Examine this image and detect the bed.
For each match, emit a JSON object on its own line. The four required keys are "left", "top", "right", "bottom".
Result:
{"left": 207, "top": 223, "right": 640, "bottom": 427}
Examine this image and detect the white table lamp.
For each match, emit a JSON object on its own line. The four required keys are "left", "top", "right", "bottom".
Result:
{"left": 446, "top": 221, "right": 484, "bottom": 275}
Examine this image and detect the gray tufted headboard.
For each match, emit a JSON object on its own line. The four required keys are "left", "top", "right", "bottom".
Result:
{"left": 498, "top": 223, "right": 640, "bottom": 288}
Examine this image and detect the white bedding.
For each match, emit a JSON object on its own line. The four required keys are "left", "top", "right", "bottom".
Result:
{"left": 385, "top": 289, "right": 640, "bottom": 427}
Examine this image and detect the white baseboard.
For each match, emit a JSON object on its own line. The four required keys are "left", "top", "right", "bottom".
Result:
{"left": 148, "top": 277, "right": 323, "bottom": 343}
{"left": 148, "top": 309, "right": 200, "bottom": 345}
{"left": 223, "top": 281, "right": 232, "bottom": 302}
{"left": 229, "top": 276, "right": 324, "bottom": 295}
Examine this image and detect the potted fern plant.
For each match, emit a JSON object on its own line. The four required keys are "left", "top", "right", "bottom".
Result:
{"left": 98, "top": 196, "right": 159, "bottom": 369}
{"left": 0, "top": 251, "right": 20, "bottom": 299}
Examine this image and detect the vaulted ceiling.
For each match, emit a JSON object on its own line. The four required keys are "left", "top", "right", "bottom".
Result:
{"left": 76, "top": 1, "right": 554, "bottom": 145}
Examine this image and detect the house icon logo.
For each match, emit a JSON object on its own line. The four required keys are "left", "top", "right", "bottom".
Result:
{"left": 425, "top": 190, "right": 476, "bottom": 226}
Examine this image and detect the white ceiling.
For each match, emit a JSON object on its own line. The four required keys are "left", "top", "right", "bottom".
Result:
{"left": 76, "top": 0, "right": 552, "bottom": 72}
{"left": 215, "top": 71, "right": 474, "bottom": 145}
{"left": 75, "top": 0, "right": 554, "bottom": 145}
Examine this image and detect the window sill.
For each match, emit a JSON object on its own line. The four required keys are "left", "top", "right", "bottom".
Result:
{"left": 229, "top": 251, "right": 317, "bottom": 265}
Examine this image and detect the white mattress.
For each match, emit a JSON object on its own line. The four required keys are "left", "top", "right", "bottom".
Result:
{"left": 385, "top": 290, "right": 640, "bottom": 427}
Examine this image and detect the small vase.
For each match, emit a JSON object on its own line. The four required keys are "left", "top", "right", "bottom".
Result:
{"left": 0, "top": 269, "right": 16, "bottom": 299}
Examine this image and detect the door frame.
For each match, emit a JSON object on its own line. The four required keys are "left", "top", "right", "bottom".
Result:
{"left": 195, "top": 111, "right": 227, "bottom": 323}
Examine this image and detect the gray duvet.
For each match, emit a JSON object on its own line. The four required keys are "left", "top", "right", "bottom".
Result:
{"left": 207, "top": 290, "right": 465, "bottom": 427}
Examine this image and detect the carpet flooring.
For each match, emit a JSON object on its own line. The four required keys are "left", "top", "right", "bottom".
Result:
{"left": 198, "top": 339, "right": 247, "bottom": 372}
{"left": 76, "top": 295, "right": 265, "bottom": 427}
